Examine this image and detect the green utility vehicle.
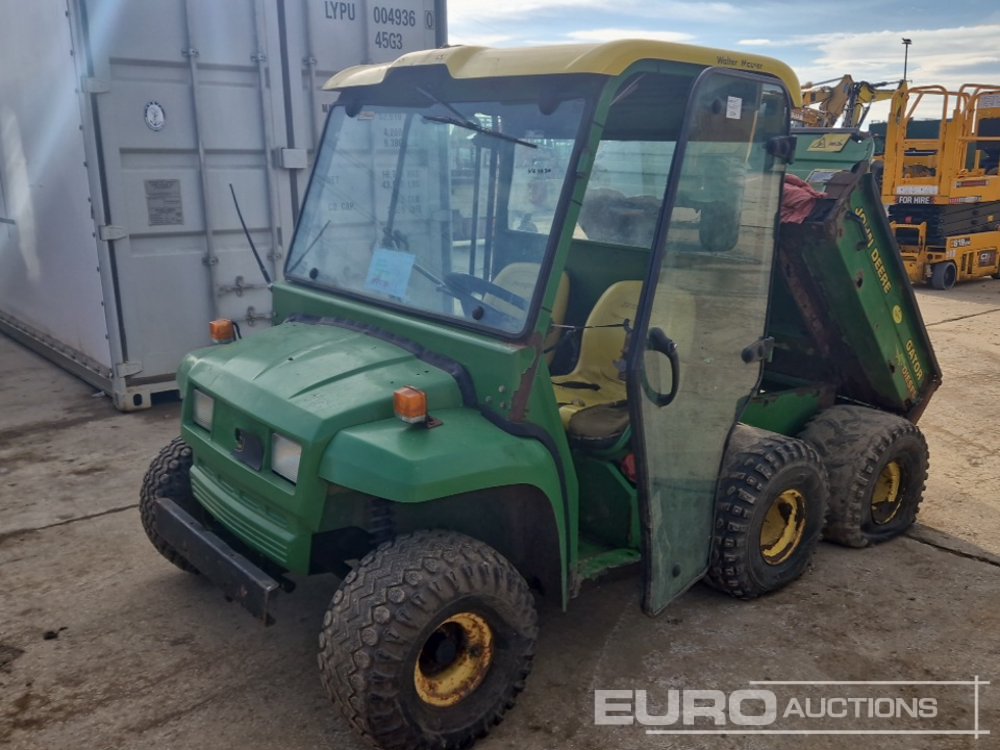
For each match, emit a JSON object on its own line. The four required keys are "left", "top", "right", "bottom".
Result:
{"left": 140, "top": 40, "right": 940, "bottom": 750}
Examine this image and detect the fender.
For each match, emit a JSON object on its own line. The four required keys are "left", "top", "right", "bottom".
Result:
{"left": 320, "top": 407, "right": 568, "bottom": 599}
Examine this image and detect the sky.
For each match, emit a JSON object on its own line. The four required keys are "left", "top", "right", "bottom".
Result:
{"left": 445, "top": 0, "right": 1000, "bottom": 124}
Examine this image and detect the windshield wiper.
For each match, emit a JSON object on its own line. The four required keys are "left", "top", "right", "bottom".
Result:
{"left": 421, "top": 114, "right": 538, "bottom": 150}
{"left": 415, "top": 85, "right": 536, "bottom": 149}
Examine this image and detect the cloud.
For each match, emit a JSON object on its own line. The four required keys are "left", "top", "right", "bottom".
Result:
{"left": 445, "top": 32, "right": 519, "bottom": 47}
{"left": 782, "top": 25, "right": 1000, "bottom": 124}
{"left": 751, "top": 25, "right": 1000, "bottom": 88}
{"left": 813, "top": 26, "right": 1000, "bottom": 80}
{"left": 447, "top": 0, "right": 739, "bottom": 47}
{"left": 449, "top": 0, "right": 608, "bottom": 19}
{"left": 564, "top": 28, "right": 695, "bottom": 44}
{"left": 628, "top": 1, "right": 738, "bottom": 22}
{"left": 448, "top": 0, "right": 737, "bottom": 23}
{"left": 440, "top": 2, "right": 998, "bottom": 128}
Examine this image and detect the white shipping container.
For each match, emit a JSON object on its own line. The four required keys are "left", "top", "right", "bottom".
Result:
{"left": 0, "top": 0, "right": 445, "bottom": 409}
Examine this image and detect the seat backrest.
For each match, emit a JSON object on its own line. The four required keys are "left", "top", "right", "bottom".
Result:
{"left": 575, "top": 280, "right": 642, "bottom": 382}
{"left": 485, "top": 262, "right": 570, "bottom": 364}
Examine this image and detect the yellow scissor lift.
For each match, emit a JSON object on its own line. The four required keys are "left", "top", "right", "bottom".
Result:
{"left": 882, "top": 84, "right": 1000, "bottom": 289}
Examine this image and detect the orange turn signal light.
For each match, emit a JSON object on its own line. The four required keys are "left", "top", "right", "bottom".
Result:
{"left": 393, "top": 386, "right": 428, "bottom": 424}
{"left": 210, "top": 319, "right": 235, "bottom": 344}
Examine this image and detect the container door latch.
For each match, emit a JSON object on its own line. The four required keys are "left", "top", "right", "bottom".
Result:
{"left": 98, "top": 225, "right": 128, "bottom": 241}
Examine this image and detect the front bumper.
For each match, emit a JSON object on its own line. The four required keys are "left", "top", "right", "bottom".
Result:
{"left": 155, "top": 497, "right": 282, "bottom": 625}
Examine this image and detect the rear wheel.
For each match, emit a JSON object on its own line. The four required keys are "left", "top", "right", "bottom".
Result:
{"left": 318, "top": 530, "right": 537, "bottom": 750}
{"left": 930, "top": 261, "right": 957, "bottom": 290}
{"left": 139, "top": 437, "right": 200, "bottom": 573}
{"left": 799, "top": 405, "right": 928, "bottom": 547}
{"left": 707, "top": 430, "right": 829, "bottom": 598}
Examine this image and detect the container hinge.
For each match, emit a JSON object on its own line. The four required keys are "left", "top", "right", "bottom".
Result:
{"left": 218, "top": 275, "right": 267, "bottom": 298}
{"left": 202, "top": 255, "right": 219, "bottom": 266}
{"left": 182, "top": 47, "right": 199, "bottom": 59}
{"left": 252, "top": 51, "right": 267, "bottom": 63}
{"left": 114, "top": 360, "right": 143, "bottom": 378}
{"left": 82, "top": 77, "right": 110, "bottom": 94}
{"left": 244, "top": 307, "right": 274, "bottom": 327}
{"left": 98, "top": 225, "right": 128, "bottom": 241}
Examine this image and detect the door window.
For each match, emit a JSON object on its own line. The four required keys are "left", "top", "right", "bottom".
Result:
{"left": 629, "top": 71, "right": 790, "bottom": 614}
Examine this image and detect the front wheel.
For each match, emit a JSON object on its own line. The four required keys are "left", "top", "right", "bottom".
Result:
{"left": 139, "top": 437, "right": 204, "bottom": 573}
{"left": 707, "top": 430, "right": 829, "bottom": 599}
{"left": 318, "top": 530, "right": 537, "bottom": 750}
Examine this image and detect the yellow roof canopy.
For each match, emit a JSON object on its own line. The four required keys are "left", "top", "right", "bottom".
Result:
{"left": 324, "top": 40, "right": 802, "bottom": 105}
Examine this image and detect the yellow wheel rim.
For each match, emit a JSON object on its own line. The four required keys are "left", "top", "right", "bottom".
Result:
{"left": 871, "top": 460, "right": 903, "bottom": 525}
{"left": 760, "top": 489, "right": 807, "bottom": 566}
{"left": 413, "top": 612, "right": 494, "bottom": 708}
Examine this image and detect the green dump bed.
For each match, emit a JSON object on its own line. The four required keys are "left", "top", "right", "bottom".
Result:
{"left": 776, "top": 130, "right": 941, "bottom": 420}
{"left": 787, "top": 127, "right": 877, "bottom": 186}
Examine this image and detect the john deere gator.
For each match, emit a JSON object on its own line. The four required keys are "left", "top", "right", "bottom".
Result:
{"left": 138, "top": 40, "right": 940, "bottom": 750}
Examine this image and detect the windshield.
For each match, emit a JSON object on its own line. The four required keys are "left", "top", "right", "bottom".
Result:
{"left": 285, "top": 93, "right": 588, "bottom": 336}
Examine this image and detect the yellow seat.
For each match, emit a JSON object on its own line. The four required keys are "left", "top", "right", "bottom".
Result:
{"left": 552, "top": 280, "right": 697, "bottom": 430}
{"left": 551, "top": 280, "right": 642, "bottom": 426}
{"left": 484, "top": 262, "right": 570, "bottom": 365}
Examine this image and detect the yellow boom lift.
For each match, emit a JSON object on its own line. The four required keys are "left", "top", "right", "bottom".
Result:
{"left": 794, "top": 75, "right": 899, "bottom": 128}
{"left": 882, "top": 84, "right": 1000, "bottom": 289}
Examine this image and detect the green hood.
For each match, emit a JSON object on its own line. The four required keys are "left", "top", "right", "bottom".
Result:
{"left": 180, "top": 319, "right": 467, "bottom": 442}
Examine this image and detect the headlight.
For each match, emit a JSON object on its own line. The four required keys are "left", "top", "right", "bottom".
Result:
{"left": 271, "top": 433, "right": 302, "bottom": 484}
{"left": 192, "top": 389, "right": 214, "bottom": 431}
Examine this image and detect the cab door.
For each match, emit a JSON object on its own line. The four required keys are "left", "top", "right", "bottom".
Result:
{"left": 627, "top": 70, "right": 791, "bottom": 615}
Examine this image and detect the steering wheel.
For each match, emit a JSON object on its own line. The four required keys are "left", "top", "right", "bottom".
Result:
{"left": 442, "top": 273, "right": 529, "bottom": 330}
